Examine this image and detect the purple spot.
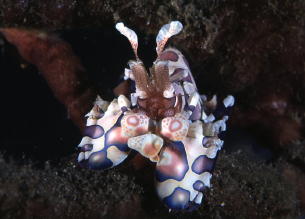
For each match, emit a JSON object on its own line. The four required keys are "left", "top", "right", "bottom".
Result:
{"left": 193, "top": 180, "right": 205, "bottom": 192}
{"left": 156, "top": 141, "right": 189, "bottom": 182}
{"left": 202, "top": 137, "right": 208, "bottom": 147}
{"left": 83, "top": 125, "right": 104, "bottom": 139}
{"left": 192, "top": 155, "right": 215, "bottom": 174}
{"left": 163, "top": 187, "right": 190, "bottom": 210}
{"left": 190, "top": 104, "right": 201, "bottom": 121}
{"left": 159, "top": 51, "right": 179, "bottom": 61}
{"left": 104, "top": 115, "right": 130, "bottom": 152}
{"left": 172, "top": 68, "right": 184, "bottom": 75}
{"left": 170, "top": 68, "right": 185, "bottom": 82}
{"left": 121, "top": 106, "right": 128, "bottom": 112}
{"left": 183, "top": 75, "right": 193, "bottom": 83}
{"left": 88, "top": 151, "right": 113, "bottom": 169}
{"left": 186, "top": 105, "right": 196, "bottom": 112}
{"left": 80, "top": 144, "right": 93, "bottom": 152}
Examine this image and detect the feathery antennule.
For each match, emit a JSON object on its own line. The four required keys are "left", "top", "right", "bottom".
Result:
{"left": 156, "top": 21, "right": 183, "bottom": 56}
{"left": 116, "top": 22, "right": 139, "bottom": 60}
{"left": 152, "top": 61, "right": 173, "bottom": 97}
{"left": 128, "top": 61, "right": 150, "bottom": 98}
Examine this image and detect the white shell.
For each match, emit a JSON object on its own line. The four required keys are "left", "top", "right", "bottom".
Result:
{"left": 128, "top": 133, "right": 164, "bottom": 162}
{"left": 212, "top": 116, "right": 228, "bottom": 133}
{"left": 187, "top": 120, "right": 203, "bottom": 138}
{"left": 130, "top": 93, "right": 138, "bottom": 106}
{"left": 194, "top": 192, "right": 203, "bottom": 204}
{"left": 206, "top": 144, "right": 222, "bottom": 159}
{"left": 204, "top": 114, "right": 215, "bottom": 123}
{"left": 183, "top": 81, "right": 196, "bottom": 95}
{"left": 201, "top": 110, "right": 208, "bottom": 120}
{"left": 187, "top": 92, "right": 200, "bottom": 107}
{"left": 85, "top": 96, "right": 109, "bottom": 121}
{"left": 223, "top": 95, "right": 235, "bottom": 107}
{"left": 94, "top": 96, "right": 109, "bottom": 111}
{"left": 124, "top": 68, "right": 134, "bottom": 80}
{"left": 118, "top": 95, "right": 131, "bottom": 109}
{"left": 78, "top": 152, "right": 85, "bottom": 162}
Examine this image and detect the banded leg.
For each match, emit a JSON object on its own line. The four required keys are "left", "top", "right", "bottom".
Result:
{"left": 158, "top": 47, "right": 203, "bottom": 121}
{"left": 203, "top": 95, "right": 234, "bottom": 122}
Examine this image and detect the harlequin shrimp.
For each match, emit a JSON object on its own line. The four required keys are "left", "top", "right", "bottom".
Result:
{"left": 77, "top": 21, "right": 234, "bottom": 211}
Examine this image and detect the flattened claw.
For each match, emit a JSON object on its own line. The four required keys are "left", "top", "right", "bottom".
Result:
{"left": 77, "top": 96, "right": 131, "bottom": 170}
{"left": 155, "top": 139, "right": 214, "bottom": 210}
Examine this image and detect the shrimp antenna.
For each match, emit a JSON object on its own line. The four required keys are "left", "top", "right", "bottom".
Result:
{"left": 156, "top": 21, "right": 183, "bottom": 56}
{"left": 116, "top": 22, "right": 139, "bottom": 60}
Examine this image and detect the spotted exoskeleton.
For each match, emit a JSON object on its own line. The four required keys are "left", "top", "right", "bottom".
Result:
{"left": 77, "top": 21, "right": 234, "bottom": 211}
